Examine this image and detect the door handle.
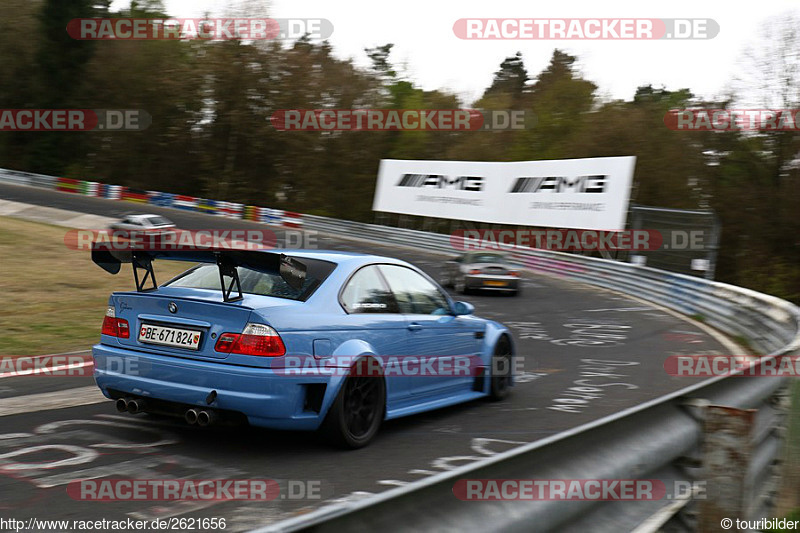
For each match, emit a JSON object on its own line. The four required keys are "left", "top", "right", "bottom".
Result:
{"left": 407, "top": 323, "right": 422, "bottom": 331}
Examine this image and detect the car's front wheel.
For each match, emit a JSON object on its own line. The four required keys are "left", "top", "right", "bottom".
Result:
{"left": 321, "top": 364, "right": 385, "bottom": 449}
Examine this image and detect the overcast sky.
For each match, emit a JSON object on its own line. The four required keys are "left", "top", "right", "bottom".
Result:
{"left": 111, "top": 0, "right": 799, "bottom": 104}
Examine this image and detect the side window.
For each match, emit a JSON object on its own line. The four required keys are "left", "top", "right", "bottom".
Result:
{"left": 378, "top": 265, "right": 450, "bottom": 315}
{"left": 340, "top": 265, "right": 398, "bottom": 313}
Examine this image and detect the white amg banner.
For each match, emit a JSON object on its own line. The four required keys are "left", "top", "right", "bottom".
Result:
{"left": 372, "top": 157, "right": 636, "bottom": 230}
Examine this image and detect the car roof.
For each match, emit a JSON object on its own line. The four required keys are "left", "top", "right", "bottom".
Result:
{"left": 268, "top": 249, "right": 410, "bottom": 267}
{"left": 127, "top": 214, "right": 165, "bottom": 220}
{"left": 463, "top": 252, "right": 508, "bottom": 262}
{"left": 466, "top": 251, "right": 507, "bottom": 257}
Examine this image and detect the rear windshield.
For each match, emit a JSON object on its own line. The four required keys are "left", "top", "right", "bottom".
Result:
{"left": 146, "top": 216, "right": 173, "bottom": 226}
{"left": 165, "top": 259, "right": 335, "bottom": 301}
{"left": 472, "top": 254, "right": 507, "bottom": 263}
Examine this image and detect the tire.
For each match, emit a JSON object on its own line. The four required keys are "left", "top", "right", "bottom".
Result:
{"left": 489, "top": 337, "right": 513, "bottom": 401}
{"left": 321, "top": 363, "right": 386, "bottom": 449}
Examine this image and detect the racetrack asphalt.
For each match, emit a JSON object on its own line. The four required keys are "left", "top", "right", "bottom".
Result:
{"left": 0, "top": 182, "right": 736, "bottom": 531}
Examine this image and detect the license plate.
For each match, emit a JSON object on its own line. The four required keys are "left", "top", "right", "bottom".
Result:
{"left": 484, "top": 280, "right": 507, "bottom": 287}
{"left": 138, "top": 324, "right": 201, "bottom": 350}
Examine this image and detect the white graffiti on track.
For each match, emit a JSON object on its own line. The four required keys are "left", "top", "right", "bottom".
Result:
{"left": 0, "top": 417, "right": 241, "bottom": 519}
{"left": 506, "top": 321, "right": 631, "bottom": 347}
{"left": 374, "top": 437, "right": 528, "bottom": 490}
{"left": 550, "top": 323, "right": 631, "bottom": 348}
{"left": 505, "top": 321, "right": 552, "bottom": 341}
{"left": 546, "top": 358, "right": 640, "bottom": 414}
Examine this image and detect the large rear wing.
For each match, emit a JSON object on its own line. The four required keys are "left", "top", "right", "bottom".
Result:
{"left": 91, "top": 247, "right": 307, "bottom": 302}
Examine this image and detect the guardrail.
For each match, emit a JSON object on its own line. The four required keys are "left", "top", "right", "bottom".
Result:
{"left": 271, "top": 216, "right": 800, "bottom": 532}
{"left": 0, "top": 168, "right": 303, "bottom": 228}
{"left": 300, "top": 213, "right": 798, "bottom": 356}
{"left": 1, "top": 167, "right": 799, "bottom": 532}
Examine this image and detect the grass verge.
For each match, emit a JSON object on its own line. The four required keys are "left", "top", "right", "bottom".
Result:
{"left": 0, "top": 216, "right": 187, "bottom": 355}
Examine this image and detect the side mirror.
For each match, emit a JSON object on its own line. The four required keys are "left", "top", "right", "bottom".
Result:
{"left": 452, "top": 301, "right": 474, "bottom": 316}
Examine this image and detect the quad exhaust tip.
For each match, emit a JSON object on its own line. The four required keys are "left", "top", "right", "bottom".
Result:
{"left": 117, "top": 397, "right": 146, "bottom": 414}
{"left": 185, "top": 408, "right": 199, "bottom": 425}
{"left": 184, "top": 408, "right": 218, "bottom": 427}
{"left": 197, "top": 410, "right": 217, "bottom": 427}
{"left": 115, "top": 398, "right": 129, "bottom": 412}
{"left": 116, "top": 399, "right": 220, "bottom": 426}
{"left": 127, "top": 399, "right": 145, "bottom": 414}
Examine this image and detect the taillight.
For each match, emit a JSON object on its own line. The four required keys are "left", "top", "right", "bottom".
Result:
{"left": 469, "top": 268, "right": 482, "bottom": 275}
{"left": 215, "top": 333, "right": 238, "bottom": 352}
{"left": 101, "top": 314, "right": 116, "bottom": 336}
{"left": 509, "top": 270, "right": 520, "bottom": 277}
{"left": 101, "top": 306, "right": 130, "bottom": 338}
{"left": 215, "top": 323, "right": 285, "bottom": 357}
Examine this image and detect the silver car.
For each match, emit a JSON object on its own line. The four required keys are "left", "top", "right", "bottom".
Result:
{"left": 110, "top": 214, "right": 176, "bottom": 232}
{"left": 442, "top": 252, "right": 521, "bottom": 296}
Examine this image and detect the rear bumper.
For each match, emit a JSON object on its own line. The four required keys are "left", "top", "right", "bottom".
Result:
{"left": 464, "top": 275, "right": 520, "bottom": 291}
{"left": 92, "top": 344, "right": 343, "bottom": 430}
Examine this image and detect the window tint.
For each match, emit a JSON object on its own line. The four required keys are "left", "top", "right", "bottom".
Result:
{"left": 472, "top": 253, "right": 507, "bottom": 264}
{"left": 166, "top": 258, "right": 334, "bottom": 302}
{"left": 146, "top": 216, "right": 172, "bottom": 226}
{"left": 378, "top": 265, "right": 450, "bottom": 315}
{"left": 341, "top": 266, "right": 397, "bottom": 313}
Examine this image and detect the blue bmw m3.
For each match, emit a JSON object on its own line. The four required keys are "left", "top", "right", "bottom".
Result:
{"left": 91, "top": 247, "right": 515, "bottom": 448}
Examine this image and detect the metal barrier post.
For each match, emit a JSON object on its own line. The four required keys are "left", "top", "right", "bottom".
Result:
{"left": 699, "top": 406, "right": 756, "bottom": 531}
